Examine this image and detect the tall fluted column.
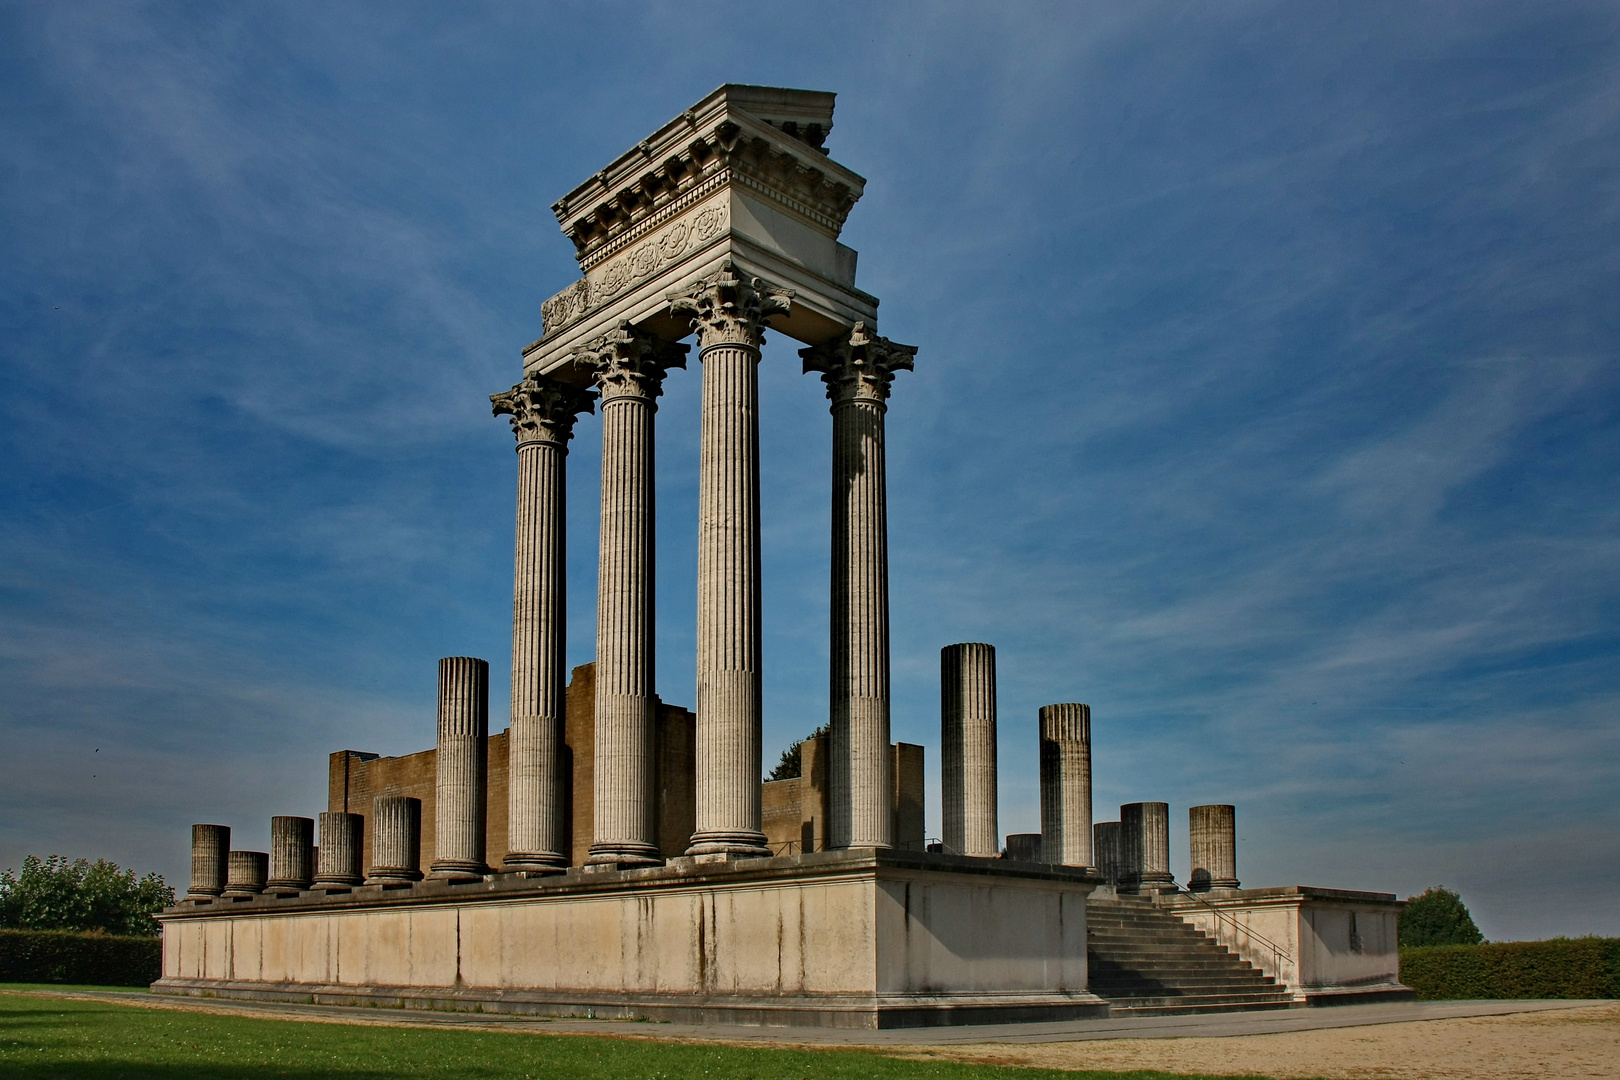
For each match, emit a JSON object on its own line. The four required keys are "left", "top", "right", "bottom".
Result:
{"left": 1039, "top": 703, "right": 1094, "bottom": 867}
{"left": 941, "top": 642, "right": 998, "bottom": 857}
{"left": 578, "top": 322, "right": 687, "bottom": 867}
{"left": 803, "top": 322, "right": 918, "bottom": 848}
{"left": 267, "top": 816, "right": 314, "bottom": 892}
{"left": 1094, "top": 820, "right": 1123, "bottom": 885}
{"left": 671, "top": 261, "right": 790, "bottom": 857}
{"left": 493, "top": 376, "right": 595, "bottom": 872}
{"left": 187, "top": 824, "right": 230, "bottom": 899}
{"left": 368, "top": 795, "right": 423, "bottom": 883}
{"left": 315, "top": 812, "right": 363, "bottom": 886}
{"left": 431, "top": 656, "right": 489, "bottom": 879}
{"left": 1189, "top": 804, "right": 1240, "bottom": 891}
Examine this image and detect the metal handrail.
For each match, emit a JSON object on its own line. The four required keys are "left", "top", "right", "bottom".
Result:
{"left": 1159, "top": 874, "right": 1294, "bottom": 966}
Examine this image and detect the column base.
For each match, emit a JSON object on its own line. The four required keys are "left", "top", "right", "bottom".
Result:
{"left": 311, "top": 875, "right": 363, "bottom": 888}
{"left": 365, "top": 868, "right": 424, "bottom": 885}
{"left": 503, "top": 852, "right": 569, "bottom": 874}
{"left": 265, "top": 879, "right": 312, "bottom": 892}
{"left": 429, "top": 860, "right": 490, "bottom": 881}
{"left": 685, "top": 830, "right": 772, "bottom": 858}
{"left": 184, "top": 890, "right": 223, "bottom": 901}
{"left": 586, "top": 842, "right": 663, "bottom": 869}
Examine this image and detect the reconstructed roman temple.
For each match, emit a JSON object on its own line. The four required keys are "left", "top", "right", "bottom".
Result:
{"left": 154, "top": 85, "right": 1410, "bottom": 1027}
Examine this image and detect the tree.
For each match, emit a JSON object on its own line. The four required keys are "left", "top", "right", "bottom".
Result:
{"left": 0, "top": 855, "right": 173, "bottom": 937}
{"left": 767, "top": 724, "right": 829, "bottom": 782}
{"left": 1399, "top": 885, "right": 1484, "bottom": 947}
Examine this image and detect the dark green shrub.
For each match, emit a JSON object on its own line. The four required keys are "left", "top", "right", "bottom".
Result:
{"left": 1400, "top": 938, "right": 1620, "bottom": 1000}
{"left": 0, "top": 928, "right": 161, "bottom": 986}
{"left": 0, "top": 854, "right": 172, "bottom": 937}
{"left": 1399, "top": 885, "right": 1484, "bottom": 947}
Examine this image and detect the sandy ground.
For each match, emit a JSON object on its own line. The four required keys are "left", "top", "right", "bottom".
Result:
{"left": 893, "top": 1002, "right": 1620, "bottom": 1080}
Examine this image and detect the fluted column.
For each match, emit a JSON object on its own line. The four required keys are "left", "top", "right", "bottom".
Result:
{"left": 186, "top": 824, "right": 230, "bottom": 899}
{"left": 315, "top": 812, "right": 363, "bottom": 886}
{"left": 431, "top": 656, "right": 489, "bottom": 878}
{"left": 671, "top": 261, "right": 790, "bottom": 857}
{"left": 1094, "top": 820, "right": 1123, "bottom": 885}
{"left": 267, "top": 816, "right": 314, "bottom": 891}
{"left": 1121, "top": 801, "right": 1173, "bottom": 891}
{"left": 577, "top": 322, "right": 687, "bottom": 867}
{"left": 222, "top": 850, "right": 267, "bottom": 897}
{"left": 803, "top": 322, "right": 917, "bottom": 848}
{"left": 493, "top": 374, "right": 595, "bottom": 871}
{"left": 368, "top": 795, "right": 423, "bottom": 883}
{"left": 1039, "top": 703, "right": 1094, "bottom": 867}
{"left": 941, "top": 642, "right": 998, "bottom": 857}
{"left": 1189, "top": 804, "right": 1240, "bottom": 890}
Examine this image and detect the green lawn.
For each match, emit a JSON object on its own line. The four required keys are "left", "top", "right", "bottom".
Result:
{"left": 0, "top": 988, "right": 1268, "bottom": 1080}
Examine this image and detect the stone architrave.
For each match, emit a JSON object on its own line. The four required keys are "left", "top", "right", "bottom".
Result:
{"left": 1039, "top": 704, "right": 1093, "bottom": 868}
{"left": 315, "top": 812, "right": 363, "bottom": 886}
{"left": 1121, "top": 801, "right": 1173, "bottom": 891}
{"left": 186, "top": 824, "right": 230, "bottom": 900}
{"left": 430, "top": 657, "right": 491, "bottom": 879}
{"left": 222, "top": 851, "right": 267, "bottom": 898}
{"left": 670, "top": 261, "right": 791, "bottom": 858}
{"left": 368, "top": 796, "right": 423, "bottom": 883}
{"left": 802, "top": 323, "right": 917, "bottom": 849}
{"left": 1189, "top": 804, "right": 1240, "bottom": 891}
{"left": 941, "top": 643, "right": 998, "bottom": 857}
{"left": 493, "top": 374, "right": 595, "bottom": 872}
{"left": 267, "top": 816, "right": 314, "bottom": 892}
{"left": 576, "top": 322, "right": 688, "bottom": 867}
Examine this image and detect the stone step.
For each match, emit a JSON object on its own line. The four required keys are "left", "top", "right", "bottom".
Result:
{"left": 1108, "top": 998, "right": 1297, "bottom": 1017}
{"left": 1086, "top": 898, "right": 1292, "bottom": 1015}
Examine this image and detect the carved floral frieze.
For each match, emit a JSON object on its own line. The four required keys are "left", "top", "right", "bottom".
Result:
{"left": 541, "top": 199, "right": 729, "bottom": 338}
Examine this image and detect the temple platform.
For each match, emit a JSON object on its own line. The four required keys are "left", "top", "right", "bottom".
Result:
{"left": 154, "top": 849, "right": 1108, "bottom": 1029}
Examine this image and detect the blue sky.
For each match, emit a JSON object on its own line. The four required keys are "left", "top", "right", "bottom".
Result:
{"left": 3, "top": 2, "right": 1617, "bottom": 940}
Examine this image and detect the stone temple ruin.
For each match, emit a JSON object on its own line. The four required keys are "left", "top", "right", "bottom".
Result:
{"left": 154, "top": 85, "right": 1410, "bottom": 1027}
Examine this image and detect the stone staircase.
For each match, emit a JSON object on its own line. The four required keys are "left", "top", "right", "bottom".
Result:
{"left": 1087, "top": 894, "right": 1296, "bottom": 1016}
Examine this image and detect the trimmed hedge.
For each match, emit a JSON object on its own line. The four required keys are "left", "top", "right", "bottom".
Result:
{"left": 1400, "top": 938, "right": 1620, "bottom": 1000}
{"left": 0, "top": 928, "right": 160, "bottom": 987}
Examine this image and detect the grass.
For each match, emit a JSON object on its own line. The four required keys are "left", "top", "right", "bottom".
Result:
{"left": 0, "top": 986, "right": 1268, "bottom": 1080}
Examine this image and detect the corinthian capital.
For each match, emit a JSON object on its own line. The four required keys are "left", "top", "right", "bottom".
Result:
{"left": 573, "top": 321, "right": 689, "bottom": 403}
{"left": 668, "top": 260, "right": 793, "bottom": 351}
{"left": 491, "top": 373, "right": 597, "bottom": 447}
{"left": 800, "top": 321, "right": 918, "bottom": 405}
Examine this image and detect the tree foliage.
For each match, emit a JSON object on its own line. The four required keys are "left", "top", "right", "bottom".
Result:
{"left": 1399, "top": 885, "right": 1484, "bottom": 947}
{"left": 767, "top": 724, "right": 829, "bottom": 781}
{"left": 0, "top": 855, "right": 173, "bottom": 938}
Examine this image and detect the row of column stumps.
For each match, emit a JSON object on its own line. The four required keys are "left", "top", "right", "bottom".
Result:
{"left": 186, "top": 803, "right": 421, "bottom": 897}
{"left": 1093, "top": 804, "right": 1240, "bottom": 891}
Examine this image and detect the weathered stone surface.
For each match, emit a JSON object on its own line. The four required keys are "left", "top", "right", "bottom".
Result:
{"left": 1121, "top": 801, "right": 1173, "bottom": 891}
{"left": 1004, "top": 833, "right": 1043, "bottom": 863}
{"left": 315, "top": 812, "right": 363, "bottom": 887}
{"left": 673, "top": 263, "right": 787, "bottom": 858}
{"left": 267, "top": 816, "right": 314, "bottom": 892}
{"left": 802, "top": 323, "right": 916, "bottom": 849}
{"left": 493, "top": 374, "right": 594, "bottom": 872}
{"left": 1093, "top": 821, "right": 1123, "bottom": 886}
{"left": 222, "top": 850, "right": 267, "bottom": 898}
{"left": 156, "top": 850, "right": 1106, "bottom": 1028}
{"left": 1189, "top": 803, "right": 1240, "bottom": 891}
{"left": 941, "top": 643, "right": 998, "bottom": 858}
{"left": 431, "top": 657, "right": 490, "bottom": 879}
{"left": 1038, "top": 704, "right": 1092, "bottom": 868}
{"left": 367, "top": 796, "right": 423, "bottom": 884}
{"left": 187, "top": 824, "right": 230, "bottom": 899}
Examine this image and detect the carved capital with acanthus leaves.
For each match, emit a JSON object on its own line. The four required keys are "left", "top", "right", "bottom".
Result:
{"left": 799, "top": 322, "right": 918, "bottom": 407}
{"left": 667, "top": 259, "right": 792, "bottom": 352}
{"left": 572, "top": 321, "right": 690, "bottom": 404}
{"left": 491, "top": 374, "right": 597, "bottom": 448}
